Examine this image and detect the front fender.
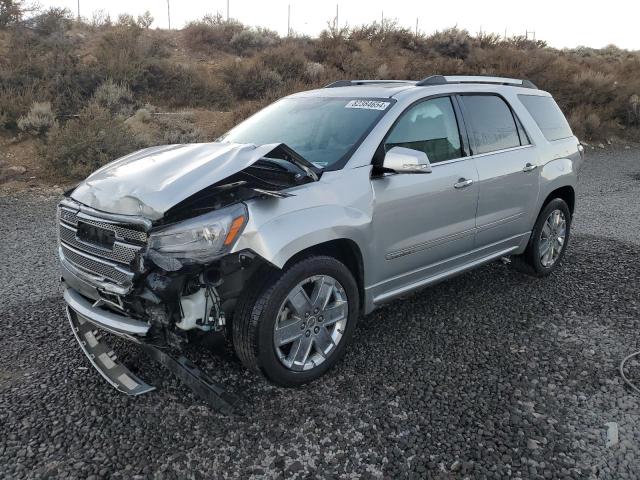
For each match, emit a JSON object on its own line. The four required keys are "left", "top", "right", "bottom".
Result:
{"left": 231, "top": 167, "right": 374, "bottom": 270}
{"left": 236, "top": 205, "right": 371, "bottom": 268}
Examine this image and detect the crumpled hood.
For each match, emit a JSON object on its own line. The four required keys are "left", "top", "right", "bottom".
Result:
{"left": 71, "top": 142, "right": 280, "bottom": 220}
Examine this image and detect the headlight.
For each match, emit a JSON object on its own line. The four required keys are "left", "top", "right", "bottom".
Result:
{"left": 148, "top": 203, "right": 248, "bottom": 264}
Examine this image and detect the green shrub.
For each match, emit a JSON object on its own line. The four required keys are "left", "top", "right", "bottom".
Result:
{"left": 351, "top": 20, "right": 417, "bottom": 50}
{"left": 133, "top": 61, "right": 232, "bottom": 109}
{"left": 137, "top": 11, "right": 154, "bottom": 29}
{"left": 223, "top": 60, "right": 282, "bottom": 100}
{"left": 182, "top": 16, "right": 246, "bottom": 53}
{"left": 92, "top": 80, "right": 134, "bottom": 115}
{"left": 425, "top": 27, "right": 472, "bottom": 59}
{"left": 259, "top": 46, "right": 306, "bottom": 81}
{"left": 30, "top": 7, "right": 73, "bottom": 36}
{"left": 230, "top": 28, "right": 279, "bottom": 55}
{"left": 0, "top": 0, "right": 32, "bottom": 27}
{"left": 125, "top": 107, "right": 204, "bottom": 146}
{"left": 43, "top": 103, "right": 141, "bottom": 177}
{"left": 95, "top": 26, "right": 144, "bottom": 83}
{"left": 17, "top": 101, "right": 57, "bottom": 136}
{"left": 304, "top": 62, "right": 326, "bottom": 82}
{"left": 0, "top": 84, "right": 36, "bottom": 129}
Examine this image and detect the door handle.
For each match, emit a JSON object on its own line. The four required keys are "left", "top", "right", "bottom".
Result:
{"left": 522, "top": 163, "right": 538, "bottom": 172}
{"left": 454, "top": 178, "right": 473, "bottom": 189}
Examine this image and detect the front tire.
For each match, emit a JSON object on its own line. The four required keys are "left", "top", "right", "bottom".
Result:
{"left": 513, "top": 198, "right": 571, "bottom": 277}
{"left": 232, "top": 255, "right": 359, "bottom": 386}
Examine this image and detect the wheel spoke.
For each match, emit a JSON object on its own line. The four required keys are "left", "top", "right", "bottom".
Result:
{"left": 557, "top": 227, "right": 566, "bottom": 240}
{"left": 542, "top": 221, "right": 552, "bottom": 238}
{"left": 539, "top": 239, "right": 551, "bottom": 257}
{"left": 321, "top": 300, "right": 347, "bottom": 326}
{"left": 311, "top": 276, "right": 334, "bottom": 310}
{"left": 274, "top": 318, "right": 305, "bottom": 347}
{"left": 314, "top": 326, "right": 335, "bottom": 357}
{"left": 287, "top": 285, "right": 313, "bottom": 317}
{"left": 288, "top": 336, "right": 313, "bottom": 369}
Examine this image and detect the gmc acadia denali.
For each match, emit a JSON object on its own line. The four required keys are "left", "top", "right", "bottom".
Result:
{"left": 58, "top": 75, "right": 584, "bottom": 399}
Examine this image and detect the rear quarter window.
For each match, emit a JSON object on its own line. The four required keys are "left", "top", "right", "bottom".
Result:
{"left": 518, "top": 95, "right": 573, "bottom": 141}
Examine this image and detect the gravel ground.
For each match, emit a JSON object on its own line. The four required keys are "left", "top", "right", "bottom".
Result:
{"left": 0, "top": 146, "right": 639, "bottom": 479}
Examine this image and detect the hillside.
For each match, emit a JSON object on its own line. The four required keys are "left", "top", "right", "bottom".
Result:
{"left": 1, "top": 8, "right": 639, "bottom": 188}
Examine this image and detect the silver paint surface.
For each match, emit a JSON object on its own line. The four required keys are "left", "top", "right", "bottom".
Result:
{"left": 67, "top": 82, "right": 582, "bottom": 314}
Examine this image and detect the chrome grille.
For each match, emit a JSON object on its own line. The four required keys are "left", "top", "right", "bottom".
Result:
{"left": 61, "top": 244, "right": 133, "bottom": 285}
{"left": 58, "top": 202, "right": 148, "bottom": 288}
{"left": 60, "top": 207, "right": 148, "bottom": 243}
{"left": 59, "top": 223, "right": 141, "bottom": 265}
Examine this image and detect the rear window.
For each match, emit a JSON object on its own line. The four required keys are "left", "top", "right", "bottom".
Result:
{"left": 460, "top": 95, "right": 521, "bottom": 155}
{"left": 518, "top": 95, "right": 573, "bottom": 141}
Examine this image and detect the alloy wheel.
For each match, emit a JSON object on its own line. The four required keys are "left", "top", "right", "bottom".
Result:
{"left": 273, "top": 275, "right": 349, "bottom": 372}
{"left": 539, "top": 209, "right": 567, "bottom": 268}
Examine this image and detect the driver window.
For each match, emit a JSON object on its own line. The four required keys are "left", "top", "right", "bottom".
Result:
{"left": 385, "top": 97, "right": 463, "bottom": 163}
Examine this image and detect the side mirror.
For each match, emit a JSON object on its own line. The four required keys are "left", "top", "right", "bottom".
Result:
{"left": 383, "top": 147, "right": 432, "bottom": 174}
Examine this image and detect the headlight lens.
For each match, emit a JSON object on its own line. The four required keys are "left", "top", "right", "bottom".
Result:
{"left": 148, "top": 203, "right": 248, "bottom": 263}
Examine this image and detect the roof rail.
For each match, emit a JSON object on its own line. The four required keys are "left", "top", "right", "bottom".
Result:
{"left": 324, "top": 79, "right": 413, "bottom": 88}
{"left": 415, "top": 75, "right": 537, "bottom": 89}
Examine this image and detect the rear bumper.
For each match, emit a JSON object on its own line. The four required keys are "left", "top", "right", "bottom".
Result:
{"left": 63, "top": 287, "right": 150, "bottom": 340}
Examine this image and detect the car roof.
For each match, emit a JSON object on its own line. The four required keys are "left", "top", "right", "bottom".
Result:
{"left": 291, "top": 82, "right": 416, "bottom": 99}
{"left": 288, "top": 76, "right": 550, "bottom": 101}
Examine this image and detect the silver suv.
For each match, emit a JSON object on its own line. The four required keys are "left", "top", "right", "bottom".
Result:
{"left": 58, "top": 75, "right": 584, "bottom": 393}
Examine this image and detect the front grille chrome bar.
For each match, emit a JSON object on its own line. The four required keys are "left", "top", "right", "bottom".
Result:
{"left": 60, "top": 244, "right": 134, "bottom": 286}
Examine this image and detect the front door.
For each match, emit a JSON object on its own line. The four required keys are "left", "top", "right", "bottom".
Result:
{"left": 368, "top": 96, "right": 479, "bottom": 302}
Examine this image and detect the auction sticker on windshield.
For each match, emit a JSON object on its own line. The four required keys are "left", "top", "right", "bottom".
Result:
{"left": 345, "top": 100, "right": 390, "bottom": 110}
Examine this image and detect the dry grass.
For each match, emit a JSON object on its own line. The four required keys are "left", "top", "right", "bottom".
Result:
{"left": 1, "top": 12, "right": 639, "bottom": 181}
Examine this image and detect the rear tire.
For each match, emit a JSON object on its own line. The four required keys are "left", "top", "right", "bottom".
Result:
{"left": 512, "top": 198, "right": 571, "bottom": 277}
{"left": 232, "top": 255, "right": 359, "bottom": 387}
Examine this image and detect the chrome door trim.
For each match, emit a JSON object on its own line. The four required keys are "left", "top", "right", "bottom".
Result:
{"left": 386, "top": 227, "right": 476, "bottom": 260}
{"left": 427, "top": 145, "right": 535, "bottom": 170}
{"left": 467, "top": 144, "right": 534, "bottom": 160}
{"left": 476, "top": 212, "right": 526, "bottom": 232}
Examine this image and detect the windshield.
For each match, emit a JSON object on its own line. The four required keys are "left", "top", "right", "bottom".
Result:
{"left": 218, "top": 97, "right": 392, "bottom": 169}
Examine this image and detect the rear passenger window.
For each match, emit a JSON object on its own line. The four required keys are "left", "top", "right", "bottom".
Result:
{"left": 460, "top": 95, "right": 521, "bottom": 155}
{"left": 518, "top": 94, "right": 573, "bottom": 141}
{"left": 385, "top": 96, "right": 463, "bottom": 163}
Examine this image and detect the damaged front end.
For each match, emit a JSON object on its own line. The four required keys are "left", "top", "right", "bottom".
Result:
{"left": 59, "top": 143, "right": 319, "bottom": 412}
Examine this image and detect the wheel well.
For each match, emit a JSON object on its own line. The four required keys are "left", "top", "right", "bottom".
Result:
{"left": 542, "top": 186, "right": 575, "bottom": 216}
{"left": 283, "top": 239, "right": 365, "bottom": 309}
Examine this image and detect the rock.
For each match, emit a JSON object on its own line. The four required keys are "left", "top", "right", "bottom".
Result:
{"left": 598, "top": 143, "right": 605, "bottom": 149}
{"left": 450, "top": 460, "right": 462, "bottom": 472}
{"left": 527, "top": 439, "right": 540, "bottom": 450}
{"left": 605, "top": 422, "right": 619, "bottom": 447}
{"left": 6, "top": 165, "right": 27, "bottom": 174}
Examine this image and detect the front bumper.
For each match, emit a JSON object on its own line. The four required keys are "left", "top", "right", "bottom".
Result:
{"left": 63, "top": 284, "right": 241, "bottom": 413}
{"left": 63, "top": 287, "right": 150, "bottom": 339}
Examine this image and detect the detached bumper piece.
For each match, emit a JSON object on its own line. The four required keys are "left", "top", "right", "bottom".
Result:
{"left": 67, "top": 307, "right": 155, "bottom": 396}
{"left": 64, "top": 287, "right": 240, "bottom": 414}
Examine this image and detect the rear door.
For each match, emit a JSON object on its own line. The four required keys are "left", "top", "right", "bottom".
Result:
{"left": 458, "top": 94, "right": 540, "bottom": 249}
{"left": 369, "top": 96, "right": 479, "bottom": 300}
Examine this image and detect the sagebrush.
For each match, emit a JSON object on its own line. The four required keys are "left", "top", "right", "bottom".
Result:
{"left": 1, "top": 5, "right": 639, "bottom": 179}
